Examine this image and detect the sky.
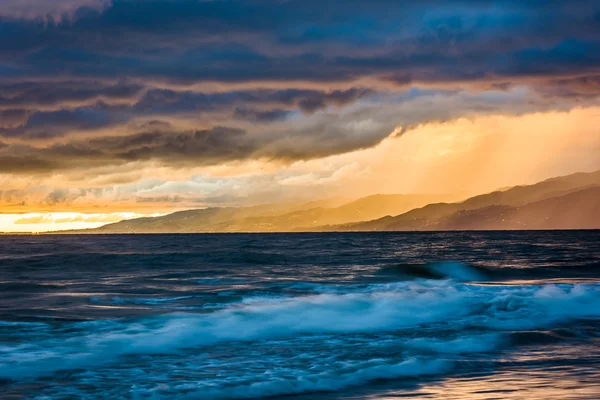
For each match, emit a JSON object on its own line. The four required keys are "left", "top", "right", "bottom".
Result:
{"left": 1, "top": 0, "right": 600, "bottom": 231}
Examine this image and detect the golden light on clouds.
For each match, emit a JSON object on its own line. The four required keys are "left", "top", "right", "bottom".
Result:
{"left": 296, "top": 106, "right": 600, "bottom": 199}
{"left": 1, "top": 106, "right": 599, "bottom": 232}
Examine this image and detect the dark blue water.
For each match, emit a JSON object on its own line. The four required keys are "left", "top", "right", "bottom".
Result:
{"left": 1, "top": 231, "right": 600, "bottom": 399}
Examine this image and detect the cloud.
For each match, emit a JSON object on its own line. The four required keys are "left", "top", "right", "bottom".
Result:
{"left": 1, "top": 1, "right": 599, "bottom": 150}
{"left": 0, "top": 86, "right": 588, "bottom": 176}
{"left": 13, "top": 212, "right": 134, "bottom": 225}
{"left": 278, "top": 162, "right": 363, "bottom": 187}
{"left": 532, "top": 75, "right": 600, "bottom": 99}
{"left": 1, "top": 1, "right": 599, "bottom": 87}
{"left": 0, "top": 119, "right": 390, "bottom": 173}
{"left": 0, "top": 0, "right": 111, "bottom": 22}
{"left": 0, "top": 109, "right": 31, "bottom": 128}
{"left": 0, "top": 107, "right": 126, "bottom": 139}
{"left": 233, "top": 108, "right": 291, "bottom": 122}
{"left": 0, "top": 0, "right": 598, "bottom": 215}
{"left": 0, "top": 81, "right": 144, "bottom": 111}
{"left": 0, "top": 87, "right": 377, "bottom": 141}
{"left": 132, "top": 87, "right": 374, "bottom": 115}
{"left": 1, "top": 105, "right": 599, "bottom": 215}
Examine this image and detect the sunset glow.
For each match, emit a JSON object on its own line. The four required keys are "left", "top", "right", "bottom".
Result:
{"left": 2, "top": 3, "right": 600, "bottom": 399}
{"left": 1, "top": 1, "right": 600, "bottom": 232}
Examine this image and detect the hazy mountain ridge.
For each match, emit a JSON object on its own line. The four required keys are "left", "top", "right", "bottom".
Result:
{"left": 68, "top": 170, "right": 600, "bottom": 233}
{"left": 437, "top": 187, "right": 600, "bottom": 230}
{"left": 327, "top": 171, "right": 600, "bottom": 231}
{"left": 85, "top": 194, "right": 454, "bottom": 233}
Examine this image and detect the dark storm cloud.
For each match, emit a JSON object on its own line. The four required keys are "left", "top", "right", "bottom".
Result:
{"left": 0, "top": 87, "right": 374, "bottom": 140}
{"left": 0, "top": 81, "right": 144, "bottom": 110}
{"left": 0, "top": 107, "right": 126, "bottom": 139}
{"left": 0, "top": 0, "right": 599, "bottom": 173}
{"left": 134, "top": 87, "right": 374, "bottom": 115}
{"left": 0, "top": 109, "right": 32, "bottom": 128}
{"left": 233, "top": 108, "right": 291, "bottom": 123}
{"left": 2, "top": 0, "right": 599, "bottom": 84}
{"left": 532, "top": 75, "right": 600, "bottom": 99}
{"left": 0, "top": 118, "right": 392, "bottom": 173}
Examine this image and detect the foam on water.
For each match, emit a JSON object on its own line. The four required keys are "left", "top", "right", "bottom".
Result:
{"left": 2, "top": 280, "right": 599, "bottom": 386}
{"left": 154, "top": 358, "right": 449, "bottom": 400}
{"left": 1, "top": 232, "right": 600, "bottom": 399}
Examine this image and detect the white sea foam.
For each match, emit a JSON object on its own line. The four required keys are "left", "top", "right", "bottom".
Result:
{"left": 1, "top": 282, "right": 599, "bottom": 381}
{"left": 406, "top": 334, "right": 505, "bottom": 354}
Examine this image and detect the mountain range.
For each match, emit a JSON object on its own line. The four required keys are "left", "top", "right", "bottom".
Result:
{"left": 82, "top": 193, "right": 457, "bottom": 233}
{"left": 329, "top": 170, "right": 600, "bottom": 231}
{"left": 71, "top": 170, "right": 600, "bottom": 233}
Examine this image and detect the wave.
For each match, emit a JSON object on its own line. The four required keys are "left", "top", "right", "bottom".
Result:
{"left": 377, "top": 261, "right": 600, "bottom": 282}
{"left": 1, "top": 281, "right": 599, "bottom": 386}
{"left": 377, "top": 262, "right": 488, "bottom": 281}
{"left": 90, "top": 295, "right": 195, "bottom": 305}
{"left": 154, "top": 358, "right": 448, "bottom": 400}
{"left": 196, "top": 278, "right": 249, "bottom": 285}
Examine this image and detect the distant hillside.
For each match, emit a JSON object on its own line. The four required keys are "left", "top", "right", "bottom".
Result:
{"left": 434, "top": 187, "right": 600, "bottom": 230}
{"left": 329, "top": 171, "right": 600, "bottom": 231}
{"left": 214, "top": 194, "right": 458, "bottom": 232}
{"left": 82, "top": 193, "right": 455, "bottom": 233}
{"left": 64, "top": 170, "right": 600, "bottom": 233}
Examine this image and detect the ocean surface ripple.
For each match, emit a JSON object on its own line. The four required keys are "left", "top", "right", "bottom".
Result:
{"left": 1, "top": 231, "right": 599, "bottom": 399}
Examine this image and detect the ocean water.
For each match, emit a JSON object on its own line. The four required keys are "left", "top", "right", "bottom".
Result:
{"left": 1, "top": 231, "right": 599, "bottom": 399}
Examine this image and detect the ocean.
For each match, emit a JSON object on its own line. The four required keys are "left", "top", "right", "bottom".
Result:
{"left": 1, "top": 231, "right": 599, "bottom": 399}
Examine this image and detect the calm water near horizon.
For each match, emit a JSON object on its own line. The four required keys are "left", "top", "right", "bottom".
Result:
{"left": 1, "top": 231, "right": 599, "bottom": 399}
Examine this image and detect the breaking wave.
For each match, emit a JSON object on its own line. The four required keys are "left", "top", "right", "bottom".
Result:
{"left": 2, "top": 280, "right": 599, "bottom": 393}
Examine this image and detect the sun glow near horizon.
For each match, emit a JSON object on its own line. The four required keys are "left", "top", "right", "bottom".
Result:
{"left": 0, "top": 212, "right": 166, "bottom": 233}
{"left": 2, "top": 106, "right": 599, "bottom": 232}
